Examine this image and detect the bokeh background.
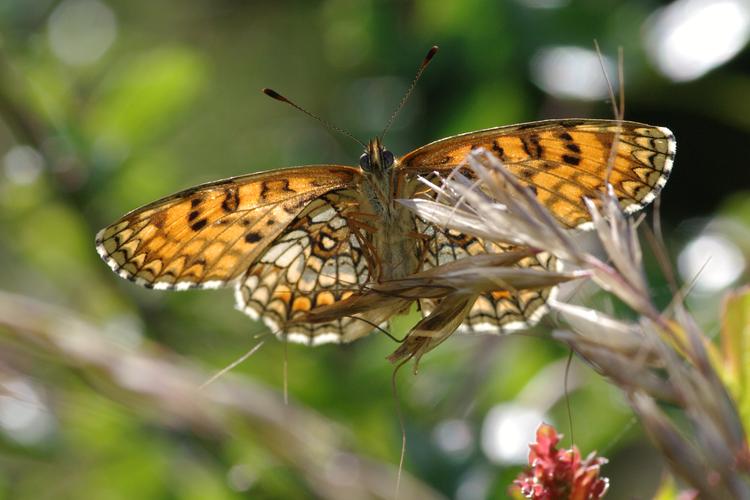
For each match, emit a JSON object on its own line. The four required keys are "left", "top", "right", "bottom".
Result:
{"left": 1, "top": 0, "right": 749, "bottom": 498}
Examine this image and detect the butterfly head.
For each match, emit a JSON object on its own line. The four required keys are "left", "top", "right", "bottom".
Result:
{"left": 360, "top": 137, "right": 395, "bottom": 173}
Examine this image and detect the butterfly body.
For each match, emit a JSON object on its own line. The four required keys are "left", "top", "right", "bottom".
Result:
{"left": 357, "top": 137, "right": 422, "bottom": 282}
{"left": 96, "top": 118, "right": 675, "bottom": 345}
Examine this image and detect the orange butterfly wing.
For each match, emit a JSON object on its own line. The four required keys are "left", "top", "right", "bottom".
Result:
{"left": 399, "top": 119, "right": 675, "bottom": 229}
{"left": 96, "top": 166, "right": 361, "bottom": 290}
{"left": 397, "top": 119, "right": 675, "bottom": 335}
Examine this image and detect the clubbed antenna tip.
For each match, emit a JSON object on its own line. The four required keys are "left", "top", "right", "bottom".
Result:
{"left": 381, "top": 45, "right": 439, "bottom": 141}
{"left": 422, "top": 46, "right": 439, "bottom": 68}
{"left": 262, "top": 88, "right": 287, "bottom": 102}
{"left": 261, "top": 87, "right": 365, "bottom": 148}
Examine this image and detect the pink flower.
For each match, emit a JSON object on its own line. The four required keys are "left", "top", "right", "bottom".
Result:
{"left": 511, "top": 423, "right": 609, "bottom": 499}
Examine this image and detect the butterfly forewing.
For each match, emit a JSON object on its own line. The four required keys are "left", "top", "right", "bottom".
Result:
{"left": 96, "top": 166, "right": 361, "bottom": 290}
{"left": 399, "top": 119, "right": 675, "bottom": 228}
{"left": 399, "top": 119, "right": 674, "bottom": 336}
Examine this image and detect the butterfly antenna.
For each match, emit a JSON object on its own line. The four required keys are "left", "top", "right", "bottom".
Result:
{"left": 381, "top": 45, "right": 439, "bottom": 141}
{"left": 262, "top": 88, "right": 366, "bottom": 148}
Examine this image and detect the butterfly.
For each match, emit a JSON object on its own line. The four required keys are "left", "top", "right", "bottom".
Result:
{"left": 96, "top": 49, "right": 676, "bottom": 347}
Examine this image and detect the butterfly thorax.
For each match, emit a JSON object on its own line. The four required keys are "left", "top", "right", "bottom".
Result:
{"left": 358, "top": 137, "right": 420, "bottom": 281}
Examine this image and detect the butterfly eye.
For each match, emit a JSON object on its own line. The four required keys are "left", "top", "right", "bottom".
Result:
{"left": 382, "top": 150, "right": 394, "bottom": 167}
{"left": 359, "top": 153, "right": 370, "bottom": 170}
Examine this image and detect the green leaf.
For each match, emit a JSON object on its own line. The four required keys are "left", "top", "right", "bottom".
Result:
{"left": 720, "top": 286, "right": 750, "bottom": 428}
{"left": 652, "top": 473, "right": 681, "bottom": 500}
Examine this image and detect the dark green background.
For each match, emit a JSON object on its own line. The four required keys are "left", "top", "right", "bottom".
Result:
{"left": 0, "top": 0, "right": 748, "bottom": 498}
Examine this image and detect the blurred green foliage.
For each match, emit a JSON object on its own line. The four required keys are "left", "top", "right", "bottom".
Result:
{"left": 0, "top": 0, "right": 748, "bottom": 499}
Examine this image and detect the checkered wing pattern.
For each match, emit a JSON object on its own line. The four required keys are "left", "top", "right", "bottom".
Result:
{"left": 417, "top": 220, "right": 558, "bottom": 333}
{"left": 235, "top": 192, "right": 377, "bottom": 344}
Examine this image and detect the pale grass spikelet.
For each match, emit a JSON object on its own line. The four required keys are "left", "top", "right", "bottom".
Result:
{"left": 401, "top": 151, "right": 580, "bottom": 261}
{"left": 403, "top": 149, "right": 750, "bottom": 497}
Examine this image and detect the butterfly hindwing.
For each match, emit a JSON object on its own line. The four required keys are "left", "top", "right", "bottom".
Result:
{"left": 96, "top": 166, "right": 361, "bottom": 290}
{"left": 235, "top": 191, "right": 377, "bottom": 344}
{"left": 417, "top": 220, "right": 558, "bottom": 334}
